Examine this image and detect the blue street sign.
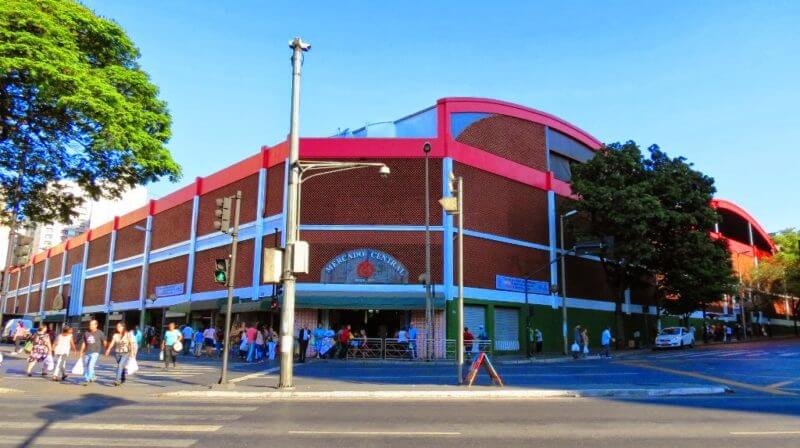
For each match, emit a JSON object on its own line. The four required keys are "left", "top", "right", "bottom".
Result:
{"left": 495, "top": 275, "right": 551, "bottom": 295}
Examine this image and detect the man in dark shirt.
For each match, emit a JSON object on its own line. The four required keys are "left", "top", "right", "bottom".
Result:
{"left": 78, "top": 319, "right": 107, "bottom": 385}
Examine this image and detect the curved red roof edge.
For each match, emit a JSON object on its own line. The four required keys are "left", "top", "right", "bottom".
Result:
{"left": 438, "top": 97, "right": 604, "bottom": 150}
{"left": 711, "top": 198, "right": 776, "bottom": 253}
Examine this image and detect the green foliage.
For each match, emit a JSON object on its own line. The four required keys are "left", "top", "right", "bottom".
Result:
{"left": 570, "top": 141, "right": 737, "bottom": 322}
{"left": 0, "top": 0, "right": 180, "bottom": 226}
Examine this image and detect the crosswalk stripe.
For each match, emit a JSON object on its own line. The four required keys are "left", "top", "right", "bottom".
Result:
{"left": 0, "top": 403, "right": 256, "bottom": 412}
{"left": 0, "top": 436, "right": 196, "bottom": 447}
{"left": 0, "top": 421, "right": 221, "bottom": 432}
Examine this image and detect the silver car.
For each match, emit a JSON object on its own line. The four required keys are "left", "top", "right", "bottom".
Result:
{"left": 654, "top": 327, "right": 695, "bottom": 349}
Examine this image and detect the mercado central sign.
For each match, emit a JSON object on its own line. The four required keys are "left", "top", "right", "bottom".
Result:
{"left": 321, "top": 248, "right": 409, "bottom": 284}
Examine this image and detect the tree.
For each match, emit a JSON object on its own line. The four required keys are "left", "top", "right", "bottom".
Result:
{"left": 570, "top": 141, "right": 662, "bottom": 344}
{"left": 0, "top": 0, "right": 180, "bottom": 227}
{"left": 646, "top": 147, "right": 737, "bottom": 323}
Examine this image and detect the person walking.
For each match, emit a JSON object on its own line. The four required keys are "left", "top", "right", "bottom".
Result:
{"left": 463, "top": 327, "right": 474, "bottom": 360}
{"left": 600, "top": 326, "right": 613, "bottom": 358}
{"left": 12, "top": 321, "right": 29, "bottom": 354}
{"left": 202, "top": 325, "right": 217, "bottom": 357}
{"left": 580, "top": 327, "right": 590, "bottom": 357}
{"left": 245, "top": 323, "right": 258, "bottom": 363}
{"left": 313, "top": 323, "right": 325, "bottom": 359}
{"left": 52, "top": 326, "right": 77, "bottom": 382}
{"left": 337, "top": 325, "right": 351, "bottom": 359}
{"left": 408, "top": 324, "right": 418, "bottom": 359}
{"left": 25, "top": 325, "right": 52, "bottom": 377}
{"left": 105, "top": 322, "right": 137, "bottom": 386}
{"left": 572, "top": 325, "right": 583, "bottom": 360}
{"left": 181, "top": 325, "right": 194, "bottom": 356}
{"left": 534, "top": 328, "right": 543, "bottom": 355}
{"left": 298, "top": 325, "right": 311, "bottom": 363}
{"left": 78, "top": 319, "right": 106, "bottom": 385}
{"left": 132, "top": 325, "right": 143, "bottom": 350}
{"left": 162, "top": 322, "right": 183, "bottom": 370}
{"left": 193, "top": 327, "right": 204, "bottom": 357}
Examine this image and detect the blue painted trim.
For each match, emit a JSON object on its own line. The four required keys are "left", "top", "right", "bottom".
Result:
{"left": 462, "top": 229, "right": 551, "bottom": 252}
{"left": 184, "top": 196, "right": 200, "bottom": 300}
{"left": 442, "top": 157, "right": 454, "bottom": 301}
{"left": 149, "top": 241, "right": 191, "bottom": 264}
{"left": 299, "top": 224, "right": 445, "bottom": 232}
{"left": 103, "top": 229, "right": 117, "bottom": 311}
{"left": 462, "top": 286, "right": 616, "bottom": 312}
{"left": 188, "top": 287, "right": 254, "bottom": 303}
{"left": 251, "top": 168, "right": 267, "bottom": 300}
{"left": 78, "top": 242, "right": 90, "bottom": 316}
{"left": 547, "top": 191, "right": 558, "bottom": 308}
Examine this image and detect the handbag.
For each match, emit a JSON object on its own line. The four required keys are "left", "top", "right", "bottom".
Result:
{"left": 23, "top": 340, "right": 33, "bottom": 353}
{"left": 45, "top": 354, "right": 54, "bottom": 371}
{"left": 172, "top": 341, "right": 183, "bottom": 353}
{"left": 71, "top": 360, "right": 84, "bottom": 375}
{"left": 583, "top": 345, "right": 590, "bottom": 354}
{"left": 159, "top": 350, "right": 164, "bottom": 361}
{"left": 570, "top": 342, "right": 580, "bottom": 352}
{"left": 125, "top": 357, "right": 139, "bottom": 375}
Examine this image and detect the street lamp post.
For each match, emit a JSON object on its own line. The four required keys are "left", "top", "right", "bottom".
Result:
{"left": 734, "top": 249, "right": 753, "bottom": 341}
{"left": 524, "top": 274, "right": 531, "bottom": 358}
{"left": 423, "top": 142, "right": 433, "bottom": 361}
{"left": 559, "top": 210, "right": 577, "bottom": 355}
{"left": 135, "top": 220, "right": 153, "bottom": 336}
{"left": 439, "top": 174, "right": 463, "bottom": 384}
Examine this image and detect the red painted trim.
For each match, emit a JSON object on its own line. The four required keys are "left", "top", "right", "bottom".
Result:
{"left": 450, "top": 141, "right": 549, "bottom": 190}
{"left": 266, "top": 141, "right": 289, "bottom": 167}
{"left": 153, "top": 183, "right": 195, "bottom": 214}
{"left": 711, "top": 199, "right": 776, "bottom": 252}
{"left": 298, "top": 137, "right": 446, "bottom": 159}
{"left": 200, "top": 152, "right": 262, "bottom": 195}
{"left": 89, "top": 221, "right": 114, "bottom": 241}
{"left": 113, "top": 216, "right": 120, "bottom": 231}
{"left": 117, "top": 205, "right": 149, "bottom": 229}
{"left": 49, "top": 242, "right": 66, "bottom": 257}
{"left": 261, "top": 146, "right": 270, "bottom": 169}
{"left": 195, "top": 177, "right": 203, "bottom": 196}
{"left": 33, "top": 251, "right": 47, "bottom": 264}
{"left": 440, "top": 97, "right": 603, "bottom": 150}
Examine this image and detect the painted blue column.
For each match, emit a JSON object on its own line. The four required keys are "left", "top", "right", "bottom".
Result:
{"left": 547, "top": 190, "right": 558, "bottom": 309}
{"left": 442, "top": 157, "right": 454, "bottom": 301}
{"left": 103, "top": 228, "right": 117, "bottom": 314}
{"left": 251, "top": 167, "right": 267, "bottom": 300}
{"left": 184, "top": 192, "right": 200, "bottom": 303}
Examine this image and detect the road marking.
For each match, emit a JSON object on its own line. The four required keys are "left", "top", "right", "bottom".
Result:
{"left": 0, "top": 422, "right": 221, "bottom": 432}
{"left": 0, "top": 403, "right": 256, "bottom": 412}
{"left": 767, "top": 377, "right": 800, "bottom": 389}
{"left": 288, "top": 430, "right": 461, "bottom": 436}
{"left": 731, "top": 431, "right": 800, "bottom": 436}
{"left": 618, "top": 361, "right": 797, "bottom": 396}
{"left": 0, "top": 436, "right": 196, "bottom": 447}
{"left": 229, "top": 366, "right": 280, "bottom": 383}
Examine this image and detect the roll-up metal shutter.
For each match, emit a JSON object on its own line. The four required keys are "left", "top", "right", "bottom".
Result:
{"left": 464, "top": 305, "right": 486, "bottom": 336}
{"left": 494, "top": 307, "right": 520, "bottom": 351}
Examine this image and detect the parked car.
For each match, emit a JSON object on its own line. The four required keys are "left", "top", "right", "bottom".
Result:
{"left": 2, "top": 318, "right": 34, "bottom": 343}
{"left": 654, "top": 327, "right": 695, "bottom": 349}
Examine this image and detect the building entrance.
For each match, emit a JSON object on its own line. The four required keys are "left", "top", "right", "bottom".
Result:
{"left": 327, "top": 309, "right": 409, "bottom": 338}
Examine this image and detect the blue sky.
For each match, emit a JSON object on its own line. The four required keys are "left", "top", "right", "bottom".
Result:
{"left": 81, "top": 0, "right": 799, "bottom": 232}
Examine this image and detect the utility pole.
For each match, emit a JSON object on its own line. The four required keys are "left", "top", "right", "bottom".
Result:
{"left": 559, "top": 210, "right": 577, "bottom": 355}
{"left": 137, "top": 218, "right": 153, "bottom": 335}
{"left": 278, "top": 37, "right": 310, "bottom": 390}
{"left": 456, "top": 176, "right": 464, "bottom": 384}
{"left": 218, "top": 191, "right": 242, "bottom": 385}
{"left": 423, "top": 142, "right": 433, "bottom": 360}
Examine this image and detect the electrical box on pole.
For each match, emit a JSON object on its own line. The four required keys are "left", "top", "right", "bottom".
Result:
{"left": 262, "top": 247, "right": 284, "bottom": 283}
{"left": 291, "top": 241, "right": 310, "bottom": 274}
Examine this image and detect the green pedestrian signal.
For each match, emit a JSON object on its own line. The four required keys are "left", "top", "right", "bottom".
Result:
{"left": 214, "top": 258, "right": 229, "bottom": 285}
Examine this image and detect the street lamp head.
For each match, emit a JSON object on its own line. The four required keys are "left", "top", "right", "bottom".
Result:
{"left": 289, "top": 37, "right": 311, "bottom": 51}
{"left": 133, "top": 225, "right": 146, "bottom": 232}
{"left": 423, "top": 142, "right": 432, "bottom": 154}
{"left": 562, "top": 210, "right": 578, "bottom": 219}
{"left": 379, "top": 164, "right": 391, "bottom": 178}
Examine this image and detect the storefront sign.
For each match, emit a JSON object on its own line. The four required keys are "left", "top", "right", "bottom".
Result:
{"left": 495, "top": 275, "right": 551, "bottom": 295}
{"left": 322, "top": 248, "right": 409, "bottom": 284}
{"left": 155, "top": 283, "right": 184, "bottom": 298}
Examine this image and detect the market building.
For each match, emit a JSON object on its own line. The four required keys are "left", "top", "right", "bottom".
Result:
{"left": 1, "top": 97, "right": 791, "bottom": 354}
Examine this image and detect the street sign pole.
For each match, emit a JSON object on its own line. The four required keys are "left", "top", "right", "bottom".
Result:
{"left": 219, "top": 191, "right": 242, "bottom": 385}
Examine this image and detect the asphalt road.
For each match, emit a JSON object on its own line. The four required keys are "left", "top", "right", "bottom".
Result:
{"left": 0, "top": 338, "right": 797, "bottom": 447}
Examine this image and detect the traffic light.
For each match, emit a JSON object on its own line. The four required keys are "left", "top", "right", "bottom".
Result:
{"left": 214, "top": 258, "right": 229, "bottom": 285}
{"left": 214, "top": 197, "right": 233, "bottom": 233}
{"left": 12, "top": 235, "right": 34, "bottom": 266}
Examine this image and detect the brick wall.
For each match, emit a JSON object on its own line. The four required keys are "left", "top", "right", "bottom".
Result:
{"left": 32, "top": 262, "right": 45, "bottom": 284}
{"left": 196, "top": 174, "right": 259, "bottom": 237}
{"left": 83, "top": 275, "right": 106, "bottom": 307}
{"left": 111, "top": 267, "right": 143, "bottom": 303}
{"left": 147, "top": 256, "right": 188, "bottom": 297}
{"left": 193, "top": 240, "right": 254, "bottom": 293}
{"left": 47, "top": 253, "right": 63, "bottom": 279}
{"left": 115, "top": 221, "right": 146, "bottom": 261}
{"left": 87, "top": 234, "right": 111, "bottom": 268}
{"left": 462, "top": 236, "right": 550, "bottom": 289}
{"left": 455, "top": 162, "right": 549, "bottom": 244}
{"left": 455, "top": 114, "right": 548, "bottom": 171}
{"left": 563, "top": 256, "right": 616, "bottom": 302}
{"left": 265, "top": 163, "right": 284, "bottom": 217}
{"left": 152, "top": 201, "right": 194, "bottom": 250}
{"left": 66, "top": 244, "right": 84, "bottom": 269}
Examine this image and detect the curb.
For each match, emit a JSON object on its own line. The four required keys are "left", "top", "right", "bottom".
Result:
{"left": 157, "top": 386, "right": 729, "bottom": 400}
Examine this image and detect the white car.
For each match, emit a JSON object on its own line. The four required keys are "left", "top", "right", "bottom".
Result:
{"left": 654, "top": 327, "right": 695, "bottom": 349}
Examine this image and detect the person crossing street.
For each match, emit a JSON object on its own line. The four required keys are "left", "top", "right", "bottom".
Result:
{"left": 162, "top": 322, "right": 183, "bottom": 370}
{"left": 105, "top": 322, "right": 138, "bottom": 386}
{"left": 78, "top": 319, "right": 106, "bottom": 385}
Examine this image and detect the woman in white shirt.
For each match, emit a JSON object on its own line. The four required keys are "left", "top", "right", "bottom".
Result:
{"left": 52, "top": 326, "right": 77, "bottom": 382}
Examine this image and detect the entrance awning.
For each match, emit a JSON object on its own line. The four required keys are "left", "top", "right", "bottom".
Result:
{"left": 296, "top": 291, "right": 445, "bottom": 310}
{"left": 43, "top": 313, "right": 65, "bottom": 323}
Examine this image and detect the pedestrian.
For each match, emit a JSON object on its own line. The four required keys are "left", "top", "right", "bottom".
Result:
{"left": 202, "top": 325, "right": 217, "bottom": 357}
{"left": 475, "top": 325, "right": 487, "bottom": 355}
{"left": 408, "top": 324, "right": 418, "bottom": 359}
{"left": 572, "top": 325, "right": 583, "bottom": 359}
{"left": 255, "top": 324, "right": 265, "bottom": 362}
{"left": 534, "top": 328, "right": 543, "bottom": 355}
{"left": 267, "top": 326, "right": 277, "bottom": 361}
{"left": 581, "top": 327, "right": 589, "bottom": 357}
{"left": 397, "top": 326, "right": 409, "bottom": 357}
{"left": 358, "top": 329, "right": 368, "bottom": 358}
{"left": 245, "top": 323, "right": 258, "bottom": 362}
{"left": 181, "top": 324, "right": 194, "bottom": 356}
{"left": 463, "top": 327, "right": 474, "bottom": 360}
{"left": 12, "top": 321, "right": 29, "bottom": 353}
{"left": 132, "top": 325, "right": 144, "bottom": 350}
{"left": 724, "top": 325, "right": 732, "bottom": 343}
{"left": 78, "top": 319, "right": 106, "bottom": 385}
{"left": 298, "top": 324, "right": 311, "bottom": 363}
{"left": 52, "top": 326, "right": 77, "bottom": 382}
{"left": 162, "top": 322, "right": 183, "bottom": 370}
{"left": 600, "top": 326, "right": 613, "bottom": 358}
{"left": 337, "top": 325, "right": 351, "bottom": 359}
{"left": 193, "top": 327, "right": 204, "bottom": 357}
{"left": 105, "top": 322, "right": 137, "bottom": 386}
{"left": 25, "top": 324, "right": 52, "bottom": 377}
{"left": 313, "top": 323, "right": 325, "bottom": 358}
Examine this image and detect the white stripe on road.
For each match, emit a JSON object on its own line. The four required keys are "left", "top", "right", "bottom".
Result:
{"left": 288, "top": 430, "right": 461, "bottom": 437}
{"left": 0, "top": 422, "right": 220, "bottom": 432}
{"left": 229, "top": 366, "right": 280, "bottom": 383}
{"left": 731, "top": 431, "right": 800, "bottom": 436}
{"left": 0, "top": 403, "right": 255, "bottom": 412}
{"left": 0, "top": 436, "right": 196, "bottom": 447}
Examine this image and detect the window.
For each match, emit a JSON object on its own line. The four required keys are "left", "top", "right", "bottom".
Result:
{"left": 550, "top": 153, "right": 575, "bottom": 182}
